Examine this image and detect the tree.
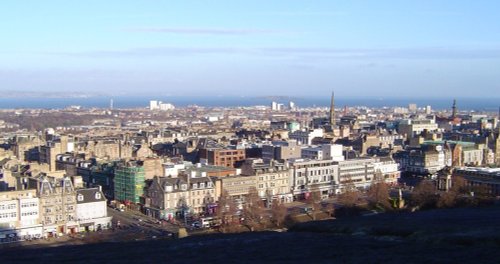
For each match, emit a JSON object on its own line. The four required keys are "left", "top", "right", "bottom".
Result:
{"left": 307, "top": 186, "right": 323, "bottom": 220}
{"left": 367, "top": 181, "right": 391, "bottom": 210}
{"left": 242, "top": 187, "right": 265, "bottom": 231}
{"left": 323, "top": 202, "right": 335, "bottom": 218}
{"left": 437, "top": 176, "right": 466, "bottom": 208}
{"left": 338, "top": 176, "right": 359, "bottom": 208}
{"left": 410, "top": 180, "right": 437, "bottom": 209}
{"left": 217, "top": 189, "right": 238, "bottom": 233}
{"left": 270, "top": 199, "right": 287, "bottom": 228}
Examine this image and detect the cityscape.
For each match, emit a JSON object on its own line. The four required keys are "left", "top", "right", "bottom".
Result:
{"left": 2, "top": 1, "right": 500, "bottom": 263}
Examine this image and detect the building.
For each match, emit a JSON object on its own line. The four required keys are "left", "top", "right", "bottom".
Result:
{"left": 262, "top": 140, "right": 301, "bottom": 162}
{"left": 372, "top": 157, "right": 401, "bottom": 185}
{"left": 289, "top": 129, "right": 324, "bottom": 145}
{"left": 337, "top": 158, "right": 376, "bottom": 191}
{"left": 0, "top": 189, "right": 42, "bottom": 243}
{"left": 453, "top": 167, "right": 500, "bottom": 195}
{"left": 144, "top": 176, "right": 188, "bottom": 220}
{"left": 398, "top": 118, "right": 439, "bottom": 139}
{"left": 199, "top": 148, "right": 246, "bottom": 168}
{"left": 241, "top": 159, "right": 292, "bottom": 204}
{"left": 301, "top": 144, "right": 344, "bottom": 161}
{"left": 76, "top": 187, "right": 112, "bottom": 232}
{"left": 394, "top": 145, "right": 450, "bottom": 175}
{"left": 37, "top": 175, "right": 78, "bottom": 237}
{"left": 288, "top": 159, "right": 338, "bottom": 200}
{"left": 114, "top": 162, "right": 145, "bottom": 204}
{"left": 186, "top": 173, "right": 216, "bottom": 214}
{"left": 214, "top": 174, "right": 257, "bottom": 208}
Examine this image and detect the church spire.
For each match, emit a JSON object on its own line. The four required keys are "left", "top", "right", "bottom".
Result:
{"left": 451, "top": 99, "right": 457, "bottom": 118}
{"left": 329, "top": 91, "right": 335, "bottom": 126}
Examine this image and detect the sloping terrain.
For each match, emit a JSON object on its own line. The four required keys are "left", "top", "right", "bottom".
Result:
{"left": 3, "top": 206, "right": 500, "bottom": 263}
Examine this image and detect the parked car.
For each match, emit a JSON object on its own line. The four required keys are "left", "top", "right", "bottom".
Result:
{"left": 191, "top": 221, "right": 202, "bottom": 229}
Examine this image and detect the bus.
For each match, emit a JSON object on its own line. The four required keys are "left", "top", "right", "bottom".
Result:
{"left": 200, "top": 217, "right": 222, "bottom": 228}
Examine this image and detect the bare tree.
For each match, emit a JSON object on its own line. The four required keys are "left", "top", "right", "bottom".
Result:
{"left": 410, "top": 180, "right": 437, "bottom": 209}
{"left": 242, "top": 187, "right": 265, "bottom": 231}
{"left": 338, "top": 175, "right": 359, "bottom": 208}
{"left": 270, "top": 199, "right": 287, "bottom": 228}
{"left": 323, "top": 202, "right": 335, "bottom": 218}
{"left": 367, "top": 181, "right": 391, "bottom": 210}
{"left": 307, "top": 186, "right": 323, "bottom": 220}
{"left": 217, "top": 189, "right": 238, "bottom": 233}
{"left": 437, "top": 176, "right": 466, "bottom": 208}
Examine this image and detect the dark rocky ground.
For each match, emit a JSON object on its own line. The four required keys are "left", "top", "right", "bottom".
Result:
{"left": 3, "top": 205, "right": 500, "bottom": 263}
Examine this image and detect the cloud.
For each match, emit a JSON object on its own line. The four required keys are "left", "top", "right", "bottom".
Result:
{"left": 258, "top": 11, "right": 349, "bottom": 17}
{"left": 54, "top": 46, "right": 500, "bottom": 60}
{"left": 127, "top": 27, "right": 291, "bottom": 35}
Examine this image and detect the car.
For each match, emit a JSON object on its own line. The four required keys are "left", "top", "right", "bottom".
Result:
{"left": 191, "top": 221, "right": 202, "bottom": 228}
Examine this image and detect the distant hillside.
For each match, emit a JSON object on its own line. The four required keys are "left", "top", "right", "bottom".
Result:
{"left": 3, "top": 206, "right": 500, "bottom": 263}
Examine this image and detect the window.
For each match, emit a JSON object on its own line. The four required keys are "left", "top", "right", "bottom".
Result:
{"left": 95, "top": 192, "right": 101, "bottom": 200}
{"left": 77, "top": 194, "right": 84, "bottom": 202}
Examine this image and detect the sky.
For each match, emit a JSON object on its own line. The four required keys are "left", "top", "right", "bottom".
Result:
{"left": 1, "top": 0, "right": 500, "bottom": 98}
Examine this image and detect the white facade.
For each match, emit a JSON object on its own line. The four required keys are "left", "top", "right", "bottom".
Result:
{"left": 150, "top": 100, "right": 159, "bottom": 110}
{"left": 289, "top": 159, "right": 339, "bottom": 198}
{"left": 0, "top": 190, "right": 43, "bottom": 243}
{"left": 373, "top": 158, "right": 401, "bottom": 185}
{"left": 76, "top": 188, "right": 112, "bottom": 231}
{"left": 289, "top": 129, "right": 324, "bottom": 145}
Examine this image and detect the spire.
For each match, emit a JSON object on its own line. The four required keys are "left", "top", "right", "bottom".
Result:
{"left": 451, "top": 99, "right": 457, "bottom": 118}
{"left": 329, "top": 91, "right": 335, "bottom": 126}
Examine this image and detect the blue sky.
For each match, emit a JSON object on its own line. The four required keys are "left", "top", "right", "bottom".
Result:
{"left": 1, "top": 0, "right": 499, "bottom": 98}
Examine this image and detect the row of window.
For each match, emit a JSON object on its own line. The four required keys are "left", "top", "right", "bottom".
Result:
{"left": 21, "top": 211, "right": 38, "bottom": 216}
{"left": 0, "top": 212, "right": 17, "bottom": 218}
{"left": 21, "top": 202, "right": 38, "bottom": 208}
{"left": 0, "top": 204, "right": 17, "bottom": 210}
{"left": 192, "top": 182, "right": 213, "bottom": 189}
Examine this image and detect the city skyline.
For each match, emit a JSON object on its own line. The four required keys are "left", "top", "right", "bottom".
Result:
{"left": 1, "top": 1, "right": 500, "bottom": 97}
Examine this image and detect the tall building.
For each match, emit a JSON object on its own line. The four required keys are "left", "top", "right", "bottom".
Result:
{"left": 150, "top": 100, "right": 159, "bottom": 110}
{"left": 329, "top": 92, "right": 335, "bottom": 126}
{"left": 114, "top": 162, "right": 145, "bottom": 204}
{"left": 408, "top": 103, "right": 417, "bottom": 113}
{"left": 452, "top": 99, "right": 457, "bottom": 118}
{"left": 38, "top": 175, "right": 78, "bottom": 236}
{"left": 425, "top": 105, "right": 432, "bottom": 115}
{"left": 271, "top": 101, "right": 278, "bottom": 111}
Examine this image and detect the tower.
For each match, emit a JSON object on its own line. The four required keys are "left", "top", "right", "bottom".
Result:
{"left": 110, "top": 98, "right": 114, "bottom": 110}
{"left": 329, "top": 92, "right": 335, "bottom": 126}
{"left": 451, "top": 99, "right": 457, "bottom": 118}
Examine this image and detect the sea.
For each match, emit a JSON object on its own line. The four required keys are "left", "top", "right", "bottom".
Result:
{"left": 0, "top": 96, "right": 498, "bottom": 112}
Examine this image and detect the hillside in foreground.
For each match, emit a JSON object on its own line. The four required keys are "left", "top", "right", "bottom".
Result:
{"left": 3, "top": 205, "right": 500, "bottom": 264}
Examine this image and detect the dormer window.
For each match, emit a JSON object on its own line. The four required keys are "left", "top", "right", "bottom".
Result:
{"left": 181, "top": 184, "right": 187, "bottom": 191}
{"left": 95, "top": 192, "right": 101, "bottom": 200}
{"left": 193, "top": 183, "right": 198, "bottom": 189}
{"left": 200, "top": 183, "right": 205, "bottom": 188}
{"left": 77, "top": 194, "right": 84, "bottom": 202}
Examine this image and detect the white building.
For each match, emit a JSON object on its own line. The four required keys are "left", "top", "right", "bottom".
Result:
{"left": 337, "top": 158, "right": 376, "bottom": 191}
{"left": 76, "top": 187, "right": 112, "bottom": 232}
{"left": 159, "top": 102, "right": 175, "bottom": 111}
{"left": 289, "top": 128, "right": 324, "bottom": 145}
{"left": 288, "top": 159, "right": 339, "bottom": 199}
{"left": 373, "top": 157, "right": 401, "bottom": 185}
{"left": 150, "top": 100, "right": 159, "bottom": 110}
{"left": 0, "top": 189, "right": 43, "bottom": 243}
{"left": 301, "top": 144, "right": 344, "bottom": 161}
{"left": 150, "top": 100, "right": 175, "bottom": 111}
